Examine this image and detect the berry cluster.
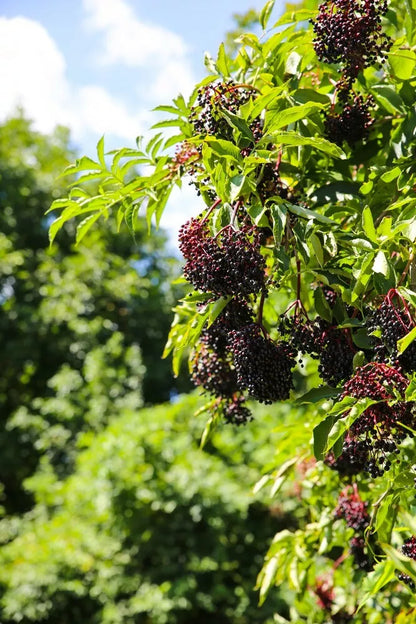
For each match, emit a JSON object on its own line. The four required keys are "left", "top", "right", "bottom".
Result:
{"left": 280, "top": 314, "right": 355, "bottom": 386}
{"left": 324, "top": 93, "right": 375, "bottom": 147}
{"left": 402, "top": 536, "right": 416, "bottom": 560}
{"left": 189, "top": 81, "right": 257, "bottom": 141}
{"left": 334, "top": 486, "right": 373, "bottom": 571}
{"left": 311, "top": 0, "right": 391, "bottom": 146}
{"left": 328, "top": 362, "right": 415, "bottom": 478}
{"left": 230, "top": 324, "right": 296, "bottom": 403}
{"left": 311, "top": 0, "right": 391, "bottom": 83}
{"left": 178, "top": 217, "right": 266, "bottom": 299}
{"left": 396, "top": 571, "right": 416, "bottom": 591}
{"left": 334, "top": 486, "right": 370, "bottom": 532}
{"left": 367, "top": 289, "right": 416, "bottom": 372}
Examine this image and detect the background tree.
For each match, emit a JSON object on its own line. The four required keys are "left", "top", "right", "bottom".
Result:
{"left": 0, "top": 113, "right": 185, "bottom": 513}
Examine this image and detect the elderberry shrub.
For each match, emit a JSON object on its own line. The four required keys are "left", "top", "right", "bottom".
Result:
{"left": 324, "top": 94, "right": 375, "bottom": 147}
{"left": 367, "top": 294, "right": 416, "bottom": 372}
{"left": 311, "top": 0, "right": 392, "bottom": 83}
{"left": 230, "top": 324, "right": 296, "bottom": 403}
{"left": 402, "top": 536, "right": 416, "bottom": 560}
{"left": 178, "top": 217, "right": 266, "bottom": 299}
{"left": 329, "top": 363, "right": 416, "bottom": 478}
{"left": 334, "top": 487, "right": 370, "bottom": 532}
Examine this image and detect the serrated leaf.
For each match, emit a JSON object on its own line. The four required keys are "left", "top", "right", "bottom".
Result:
{"left": 313, "top": 415, "right": 335, "bottom": 461}
{"left": 75, "top": 212, "right": 101, "bottom": 245}
{"left": 325, "top": 398, "right": 378, "bottom": 453}
{"left": 373, "top": 250, "right": 389, "bottom": 276}
{"left": 264, "top": 102, "right": 323, "bottom": 133}
{"left": 216, "top": 42, "right": 230, "bottom": 77}
{"left": 96, "top": 135, "right": 106, "bottom": 167}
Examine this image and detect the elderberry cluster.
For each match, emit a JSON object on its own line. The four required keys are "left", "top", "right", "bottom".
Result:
{"left": 324, "top": 93, "right": 375, "bottom": 147}
{"left": 190, "top": 299, "right": 297, "bottom": 420}
{"left": 178, "top": 217, "right": 266, "bottom": 299}
{"left": 334, "top": 486, "right": 373, "bottom": 571}
{"left": 311, "top": 0, "right": 391, "bottom": 82}
{"left": 327, "top": 362, "right": 415, "bottom": 478}
{"left": 230, "top": 324, "right": 296, "bottom": 403}
{"left": 189, "top": 81, "right": 256, "bottom": 141}
{"left": 402, "top": 536, "right": 416, "bottom": 560}
{"left": 367, "top": 290, "right": 416, "bottom": 372}
{"left": 311, "top": 0, "right": 391, "bottom": 147}
{"left": 279, "top": 314, "right": 355, "bottom": 386}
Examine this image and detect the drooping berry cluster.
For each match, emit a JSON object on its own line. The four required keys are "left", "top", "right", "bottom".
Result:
{"left": 367, "top": 289, "right": 416, "bottom": 372}
{"left": 230, "top": 324, "right": 296, "bottom": 403}
{"left": 324, "top": 93, "right": 375, "bottom": 147}
{"left": 334, "top": 486, "right": 370, "bottom": 532}
{"left": 327, "top": 362, "right": 415, "bottom": 478}
{"left": 311, "top": 0, "right": 391, "bottom": 83}
{"left": 311, "top": 0, "right": 391, "bottom": 146}
{"left": 279, "top": 314, "right": 355, "bottom": 386}
{"left": 334, "top": 486, "right": 373, "bottom": 571}
{"left": 178, "top": 217, "right": 266, "bottom": 299}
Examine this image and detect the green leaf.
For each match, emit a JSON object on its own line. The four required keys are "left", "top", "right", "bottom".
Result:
{"left": 96, "top": 135, "right": 106, "bottom": 167}
{"left": 397, "top": 325, "right": 416, "bottom": 354}
{"left": 258, "top": 556, "right": 279, "bottom": 605}
{"left": 264, "top": 132, "right": 346, "bottom": 158}
{"left": 264, "top": 102, "right": 323, "bottom": 133}
{"left": 373, "top": 251, "right": 389, "bottom": 276}
{"left": 314, "top": 286, "right": 333, "bottom": 322}
{"left": 75, "top": 212, "right": 102, "bottom": 245}
{"left": 325, "top": 398, "right": 378, "bottom": 453}
{"left": 313, "top": 415, "right": 336, "bottom": 461}
{"left": 219, "top": 109, "right": 255, "bottom": 142}
{"left": 204, "top": 138, "right": 243, "bottom": 162}
{"left": 260, "top": 0, "right": 275, "bottom": 29}
{"left": 297, "top": 386, "right": 340, "bottom": 404}
{"left": 357, "top": 561, "right": 396, "bottom": 612}
{"left": 269, "top": 204, "right": 287, "bottom": 244}
{"left": 286, "top": 202, "right": 335, "bottom": 225}
{"left": 388, "top": 49, "right": 416, "bottom": 80}
{"left": 362, "top": 206, "right": 377, "bottom": 243}
{"left": 216, "top": 42, "right": 230, "bottom": 77}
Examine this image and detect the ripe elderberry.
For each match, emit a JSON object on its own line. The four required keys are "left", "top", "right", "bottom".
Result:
{"left": 230, "top": 324, "right": 296, "bottom": 403}
{"left": 178, "top": 217, "right": 266, "bottom": 298}
{"left": 324, "top": 94, "right": 375, "bottom": 147}
{"left": 396, "top": 571, "right": 416, "bottom": 591}
{"left": 311, "top": 0, "right": 392, "bottom": 82}
{"left": 402, "top": 536, "right": 416, "bottom": 560}
{"left": 201, "top": 299, "right": 254, "bottom": 355}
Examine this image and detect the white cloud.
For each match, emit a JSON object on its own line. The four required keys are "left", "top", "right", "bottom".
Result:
{"left": 0, "top": 16, "right": 151, "bottom": 144}
{"left": 82, "top": 0, "right": 195, "bottom": 100}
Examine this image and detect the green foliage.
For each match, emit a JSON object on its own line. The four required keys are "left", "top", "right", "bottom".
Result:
{"left": 0, "top": 395, "right": 291, "bottom": 624}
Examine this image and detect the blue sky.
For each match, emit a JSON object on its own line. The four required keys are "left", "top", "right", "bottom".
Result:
{"left": 0, "top": 0, "right": 284, "bottom": 240}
